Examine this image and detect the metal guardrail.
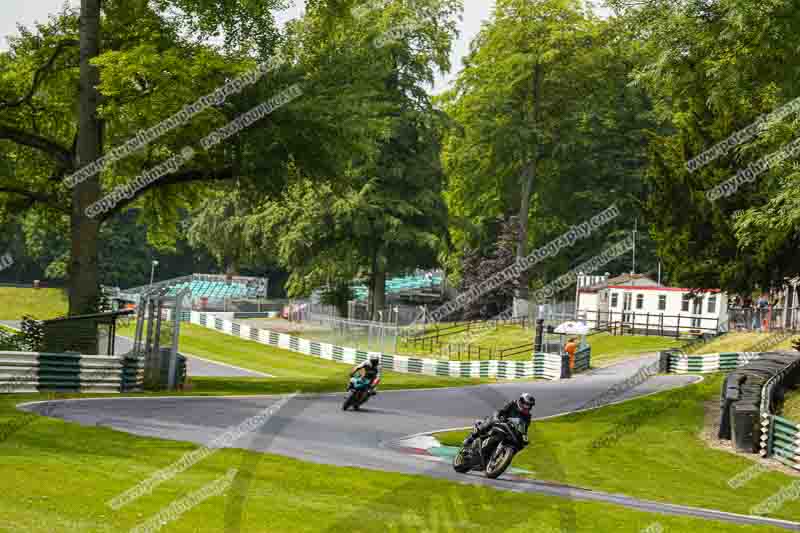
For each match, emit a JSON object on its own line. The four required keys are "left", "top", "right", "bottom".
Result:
{"left": 705, "top": 351, "right": 800, "bottom": 455}
{"left": 0, "top": 351, "right": 145, "bottom": 393}
{"left": 764, "top": 415, "right": 800, "bottom": 471}
{"left": 757, "top": 353, "right": 800, "bottom": 471}
{"left": 767, "top": 415, "right": 800, "bottom": 471}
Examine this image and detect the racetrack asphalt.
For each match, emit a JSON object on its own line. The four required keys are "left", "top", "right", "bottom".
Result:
{"left": 17, "top": 354, "right": 800, "bottom": 531}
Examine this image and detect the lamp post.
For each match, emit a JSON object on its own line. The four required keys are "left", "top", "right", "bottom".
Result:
{"left": 149, "top": 260, "right": 159, "bottom": 292}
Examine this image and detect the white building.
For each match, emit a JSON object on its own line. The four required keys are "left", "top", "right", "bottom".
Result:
{"left": 576, "top": 273, "right": 728, "bottom": 336}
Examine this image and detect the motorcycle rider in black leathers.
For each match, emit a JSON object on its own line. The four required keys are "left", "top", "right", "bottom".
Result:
{"left": 349, "top": 354, "right": 381, "bottom": 396}
{"left": 462, "top": 393, "right": 534, "bottom": 447}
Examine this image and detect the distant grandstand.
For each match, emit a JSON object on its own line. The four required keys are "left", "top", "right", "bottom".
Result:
{"left": 351, "top": 271, "right": 444, "bottom": 303}
{"left": 117, "top": 274, "right": 267, "bottom": 308}
{"left": 112, "top": 270, "right": 444, "bottom": 316}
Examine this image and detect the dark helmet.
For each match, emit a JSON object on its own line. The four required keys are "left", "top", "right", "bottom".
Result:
{"left": 369, "top": 354, "right": 380, "bottom": 366}
{"left": 517, "top": 393, "right": 535, "bottom": 413}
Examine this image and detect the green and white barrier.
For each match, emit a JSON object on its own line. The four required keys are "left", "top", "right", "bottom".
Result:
{"left": 573, "top": 345, "right": 591, "bottom": 373}
{"left": 667, "top": 352, "right": 762, "bottom": 374}
{"left": 0, "top": 351, "right": 144, "bottom": 393}
{"left": 192, "top": 312, "right": 568, "bottom": 380}
{"left": 161, "top": 309, "right": 192, "bottom": 322}
{"left": 760, "top": 414, "right": 800, "bottom": 472}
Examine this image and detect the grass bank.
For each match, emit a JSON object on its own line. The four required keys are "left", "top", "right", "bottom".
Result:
{"left": 0, "top": 287, "right": 67, "bottom": 320}
{"left": 438, "top": 374, "right": 800, "bottom": 521}
{"left": 0, "top": 391, "right": 786, "bottom": 533}
{"left": 119, "top": 323, "right": 488, "bottom": 393}
{"left": 781, "top": 388, "right": 800, "bottom": 422}
{"left": 693, "top": 331, "right": 798, "bottom": 354}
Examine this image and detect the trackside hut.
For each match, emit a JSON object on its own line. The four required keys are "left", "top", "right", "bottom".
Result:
{"left": 576, "top": 273, "right": 658, "bottom": 318}
{"left": 577, "top": 274, "right": 728, "bottom": 334}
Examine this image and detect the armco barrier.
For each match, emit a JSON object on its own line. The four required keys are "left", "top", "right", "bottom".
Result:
{"left": 709, "top": 351, "right": 799, "bottom": 453}
{"left": 573, "top": 345, "right": 591, "bottom": 373}
{"left": 190, "top": 312, "right": 568, "bottom": 380}
{"left": 762, "top": 415, "right": 800, "bottom": 472}
{"left": 665, "top": 351, "right": 762, "bottom": 373}
{"left": 0, "top": 351, "right": 144, "bottom": 393}
{"left": 757, "top": 353, "right": 800, "bottom": 469}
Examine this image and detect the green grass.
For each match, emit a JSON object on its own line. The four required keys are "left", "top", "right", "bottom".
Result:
{"left": 585, "top": 332, "right": 684, "bottom": 366}
{"left": 424, "top": 327, "right": 683, "bottom": 364}
{"left": 187, "top": 319, "right": 684, "bottom": 366}
{"left": 402, "top": 325, "right": 683, "bottom": 363}
{"left": 781, "top": 387, "right": 800, "bottom": 422}
{"left": 0, "top": 391, "right": 787, "bottom": 533}
{"left": 438, "top": 374, "right": 800, "bottom": 521}
{"left": 693, "top": 331, "right": 799, "bottom": 354}
{"left": 118, "top": 323, "right": 487, "bottom": 393}
{"left": 0, "top": 287, "right": 68, "bottom": 320}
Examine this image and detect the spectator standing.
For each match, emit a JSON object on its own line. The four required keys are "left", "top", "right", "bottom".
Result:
{"left": 756, "top": 293, "right": 769, "bottom": 331}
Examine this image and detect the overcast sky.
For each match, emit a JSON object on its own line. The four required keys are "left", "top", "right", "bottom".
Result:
{"left": 2, "top": 1, "right": 607, "bottom": 94}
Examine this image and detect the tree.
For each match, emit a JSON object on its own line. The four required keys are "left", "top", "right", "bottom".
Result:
{"left": 186, "top": 187, "right": 250, "bottom": 275}
{"left": 193, "top": 0, "right": 462, "bottom": 318}
{"left": 2, "top": 0, "right": 412, "bottom": 347}
{"left": 459, "top": 216, "right": 520, "bottom": 319}
{"left": 612, "top": 0, "right": 800, "bottom": 292}
{"left": 320, "top": 282, "right": 356, "bottom": 319}
{"left": 1, "top": 0, "right": 288, "bottom": 349}
{"left": 440, "top": 2, "right": 653, "bottom": 293}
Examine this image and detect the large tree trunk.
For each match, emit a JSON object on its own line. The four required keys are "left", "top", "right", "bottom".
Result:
{"left": 367, "top": 243, "right": 386, "bottom": 321}
{"left": 516, "top": 163, "right": 535, "bottom": 295}
{"left": 371, "top": 270, "right": 386, "bottom": 322}
{"left": 70, "top": 0, "right": 102, "bottom": 332}
{"left": 515, "top": 63, "right": 542, "bottom": 312}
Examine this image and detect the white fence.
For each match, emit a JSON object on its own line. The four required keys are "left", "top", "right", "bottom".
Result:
{"left": 191, "top": 312, "right": 567, "bottom": 380}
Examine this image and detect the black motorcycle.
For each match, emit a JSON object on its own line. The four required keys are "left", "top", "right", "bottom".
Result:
{"left": 453, "top": 417, "right": 528, "bottom": 479}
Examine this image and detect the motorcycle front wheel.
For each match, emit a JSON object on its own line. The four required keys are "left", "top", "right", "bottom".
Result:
{"left": 342, "top": 391, "right": 355, "bottom": 411}
{"left": 485, "top": 444, "right": 514, "bottom": 479}
{"left": 355, "top": 391, "right": 368, "bottom": 409}
{"left": 453, "top": 448, "right": 471, "bottom": 473}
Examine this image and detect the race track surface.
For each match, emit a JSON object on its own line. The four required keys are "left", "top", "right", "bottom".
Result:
{"left": 18, "top": 355, "right": 800, "bottom": 531}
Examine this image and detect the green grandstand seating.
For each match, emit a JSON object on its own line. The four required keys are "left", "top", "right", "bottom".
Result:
{"left": 350, "top": 273, "right": 442, "bottom": 301}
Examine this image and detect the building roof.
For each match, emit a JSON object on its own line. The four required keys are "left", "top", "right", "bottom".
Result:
{"left": 579, "top": 273, "right": 658, "bottom": 293}
{"left": 607, "top": 285, "right": 722, "bottom": 293}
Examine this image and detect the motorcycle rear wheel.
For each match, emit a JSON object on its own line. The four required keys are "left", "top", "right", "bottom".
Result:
{"left": 453, "top": 448, "right": 471, "bottom": 473}
{"left": 485, "top": 445, "right": 514, "bottom": 479}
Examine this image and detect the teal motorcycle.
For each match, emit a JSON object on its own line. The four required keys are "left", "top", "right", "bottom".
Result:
{"left": 342, "top": 374, "right": 378, "bottom": 411}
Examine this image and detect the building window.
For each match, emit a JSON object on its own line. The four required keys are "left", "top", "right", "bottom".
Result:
{"left": 636, "top": 294, "right": 644, "bottom": 309}
{"left": 681, "top": 294, "right": 690, "bottom": 312}
{"left": 611, "top": 293, "right": 618, "bottom": 308}
{"left": 658, "top": 295, "right": 666, "bottom": 311}
{"left": 708, "top": 295, "right": 717, "bottom": 314}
